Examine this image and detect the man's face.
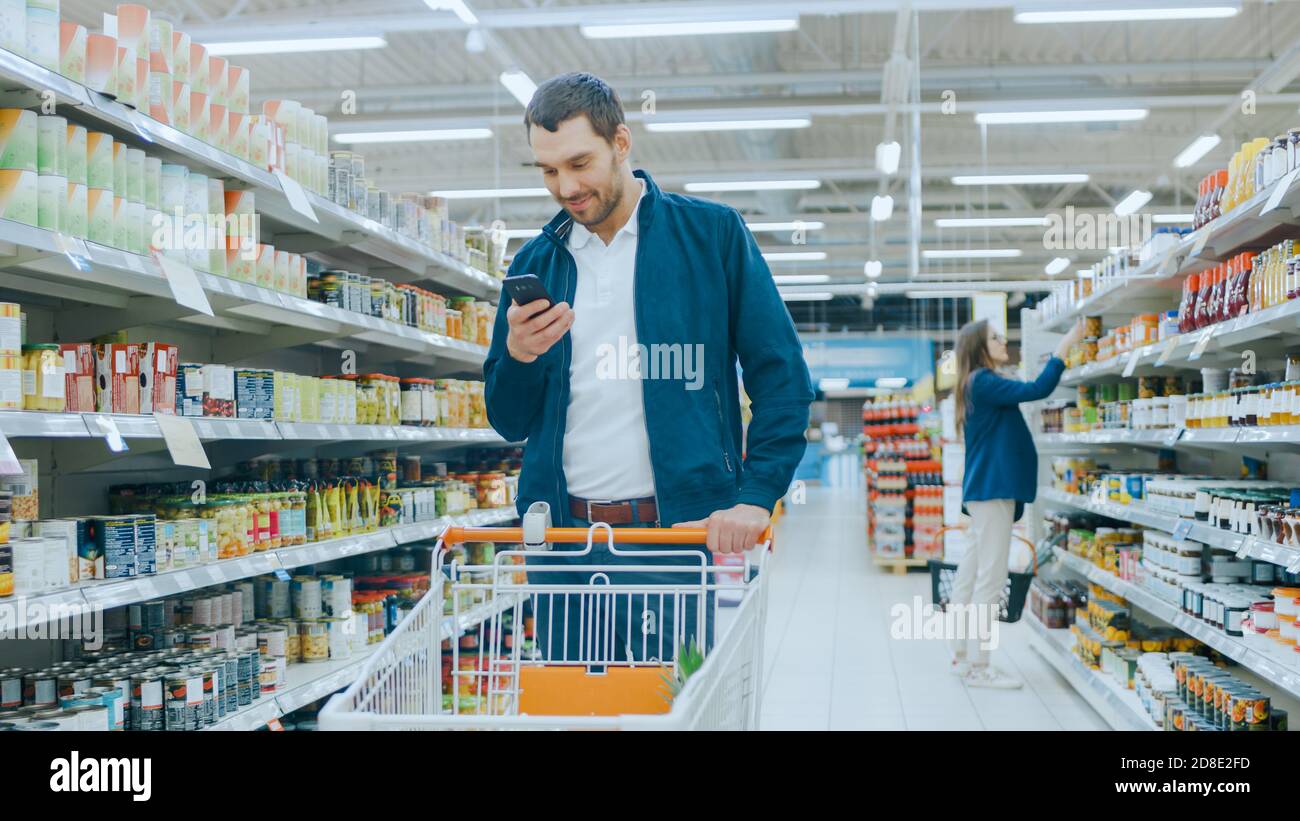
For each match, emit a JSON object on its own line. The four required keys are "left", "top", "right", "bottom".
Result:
{"left": 530, "top": 115, "right": 627, "bottom": 228}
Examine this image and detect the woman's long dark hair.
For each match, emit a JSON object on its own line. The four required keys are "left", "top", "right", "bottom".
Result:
{"left": 953, "top": 319, "right": 995, "bottom": 434}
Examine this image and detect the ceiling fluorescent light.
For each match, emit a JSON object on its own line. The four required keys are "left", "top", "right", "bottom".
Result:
{"left": 502, "top": 228, "right": 542, "bottom": 239}
{"left": 974, "top": 109, "right": 1148, "bottom": 125}
{"left": 922, "top": 249, "right": 1022, "bottom": 259}
{"left": 763, "top": 251, "right": 827, "bottom": 262}
{"left": 780, "top": 291, "right": 833, "bottom": 302}
{"left": 1045, "top": 257, "right": 1071, "bottom": 276}
{"left": 429, "top": 187, "right": 550, "bottom": 199}
{"left": 1174, "top": 134, "right": 1221, "bottom": 168}
{"left": 424, "top": 0, "right": 479, "bottom": 25}
{"left": 875, "top": 377, "right": 908, "bottom": 389}
{"left": 646, "top": 118, "right": 810, "bottom": 132}
{"left": 934, "top": 216, "right": 1052, "bottom": 227}
{"left": 864, "top": 260, "right": 883, "bottom": 279}
{"left": 775, "top": 275, "right": 830, "bottom": 285}
{"left": 498, "top": 70, "right": 537, "bottom": 107}
{"left": 1015, "top": 5, "right": 1239, "bottom": 24}
{"left": 334, "top": 128, "right": 492, "bottom": 144}
{"left": 871, "top": 195, "right": 894, "bottom": 222}
{"left": 580, "top": 18, "right": 799, "bottom": 39}
{"left": 685, "top": 179, "right": 820, "bottom": 192}
{"left": 951, "top": 174, "right": 1089, "bottom": 185}
{"left": 746, "top": 221, "right": 826, "bottom": 232}
{"left": 1114, "top": 190, "right": 1153, "bottom": 216}
{"left": 1152, "top": 213, "right": 1194, "bottom": 224}
{"left": 905, "top": 290, "right": 976, "bottom": 299}
{"left": 819, "top": 378, "right": 851, "bottom": 391}
{"left": 875, "top": 141, "right": 902, "bottom": 175}
{"left": 204, "top": 36, "right": 387, "bottom": 56}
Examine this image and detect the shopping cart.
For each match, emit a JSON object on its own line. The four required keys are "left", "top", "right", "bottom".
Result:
{"left": 320, "top": 521, "right": 770, "bottom": 730}
{"left": 927, "top": 525, "right": 1038, "bottom": 623}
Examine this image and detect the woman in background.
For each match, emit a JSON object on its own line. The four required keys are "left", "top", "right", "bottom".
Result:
{"left": 950, "top": 317, "right": 1083, "bottom": 688}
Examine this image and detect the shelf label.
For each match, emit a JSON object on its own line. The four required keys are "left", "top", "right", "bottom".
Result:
{"left": 1122, "top": 348, "right": 1142, "bottom": 378}
{"left": 266, "top": 718, "right": 284, "bottom": 732}
{"left": 84, "top": 413, "right": 128, "bottom": 453}
{"left": 273, "top": 170, "right": 318, "bottom": 223}
{"left": 53, "top": 232, "right": 91, "bottom": 271}
{"left": 1261, "top": 167, "right": 1300, "bottom": 216}
{"left": 1154, "top": 340, "right": 1177, "bottom": 367}
{"left": 1162, "top": 427, "right": 1184, "bottom": 448}
{"left": 1233, "top": 538, "right": 1249, "bottom": 560}
{"left": 154, "top": 413, "right": 211, "bottom": 469}
{"left": 1189, "top": 226, "right": 1214, "bottom": 259}
{"left": 1188, "top": 326, "right": 1217, "bottom": 361}
{"left": 274, "top": 568, "right": 292, "bottom": 582}
{"left": 1090, "top": 484, "right": 1107, "bottom": 506}
{"left": 1171, "top": 519, "right": 1194, "bottom": 542}
{"left": 155, "top": 253, "right": 214, "bottom": 317}
{"left": 0, "top": 430, "right": 20, "bottom": 476}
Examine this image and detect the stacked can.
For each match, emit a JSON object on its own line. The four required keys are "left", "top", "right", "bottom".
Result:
{"left": 64, "top": 124, "right": 87, "bottom": 239}
{"left": 0, "top": 109, "right": 37, "bottom": 226}
{"left": 0, "top": 1, "right": 21, "bottom": 56}
{"left": 206, "top": 176, "right": 225, "bottom": 275}
{"left": 85, "top": 32, "right": 116, "bottom": 96}
{"left": 207, "top": 54, "right": 228, "bottom": 152}
{"left": 126, "top": 147, "right": 145, "bottom": 253}
{"left": 188, "top": 40, "right": 208, "bottom": 141}
{"left": 85, "top": 131, "right": 113, "bottom": 245}
{"left": 111, "top": 140, "right": 126, "bottom": 248}
{"left": 0, "top": 302, "right": 20, "bottom": 412}
{"left": 159, "top": 163, "right": 186, "bottom": 261}
{"left": 144, "top": 156, "right": 160, "bottom": 254}
{"left": 169, "top": 29, "right": 190, "bottom": 135}
{"left": 58, "top": 22, "right": 86, "bottom": 83}
{"left": 147, "top": 17, "right": 172, "bottom": 125}
{"left": 25, "top": 0, "right": 58, "bottom": 72}
{"left": 35, "top": 114, "right": 63, "bottom": 231}
{"left": 224, "top": 189, "right": 255, "bottom": 280}
{"left": 183, "top": 170, "right": 207, "bottom": 271}
{"left": 115, "top": 4, "right": 150, "bottom": 111}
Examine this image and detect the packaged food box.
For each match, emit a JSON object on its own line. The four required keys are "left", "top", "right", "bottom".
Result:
{"left": 176, "top": 361, "right": 204, "bottom": 416}
{"left": 0, "top": 459, "right": 37, "bottom": 521}
{"left": 137, "top": 341, "right": 178, "bottom": 415}
{"left": 94, "top": 343, "right": 141, "bottom": 414}
{"left": 59, "top": 342, "right": 94, "bottom": 413}
{"left": 201, "top": 363, "right": 234, "bottom": 417}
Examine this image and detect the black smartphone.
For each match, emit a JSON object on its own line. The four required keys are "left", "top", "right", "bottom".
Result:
{"left": 503, "top": 274, "right": 555, "bottom": 309}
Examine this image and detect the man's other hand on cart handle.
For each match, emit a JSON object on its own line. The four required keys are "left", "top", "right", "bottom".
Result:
{"left": 674, "top": 504, "right": 770, "bottom": 554}
{"left": 506, "top": 298, "right": 575, "bottom": 364}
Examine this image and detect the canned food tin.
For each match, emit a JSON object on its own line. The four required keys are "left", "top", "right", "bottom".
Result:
{"left": 258, "top": 658, "right": 277, "bottom": 695}
{"left": 199, "top": 666, "right": 217, "bottom": 727}
{"left": 291, "top": 576, "right": 322, "bottom": 619}
{"left": 130, "top": 670, "right": 164, "bottom": 731}
{"left": 256, "top": 625, "right": 286, "bottom": 658}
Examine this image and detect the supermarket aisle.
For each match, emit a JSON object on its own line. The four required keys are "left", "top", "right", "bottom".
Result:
{"left": 760, "top": 487, "right": 1109, "bottom": 730}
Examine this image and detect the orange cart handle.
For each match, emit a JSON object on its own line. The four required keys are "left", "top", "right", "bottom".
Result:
{"left": 441, "top": 525, "right": 773, "bottom": 547}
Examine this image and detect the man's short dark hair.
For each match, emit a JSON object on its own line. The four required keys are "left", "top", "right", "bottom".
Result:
{"left": 524, "top": 72, "right": 625, "bottom": 143}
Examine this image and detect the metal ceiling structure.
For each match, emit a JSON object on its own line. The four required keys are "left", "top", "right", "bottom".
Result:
{"left": 59, "top": 0, "right": 1300, "bottom": 329}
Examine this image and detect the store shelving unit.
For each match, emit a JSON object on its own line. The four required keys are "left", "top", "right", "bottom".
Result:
{"left": 1051, "top": 548, "right": 1300, "bottom": 702}
{"left": 1025, "top": 610, "right": 1157, "bottom": 731}
{"left": 0, "top": 33, "right": 522, "bottom": 734}
{"left": 0, "top": 48, "right": 499, "bottom": 300}
{"left": 14, "top": 507, "right": 518, "bottom": 630}
{"left": 1037, "top": 486, "right": 1300, "bottom": 570}
{"left": 206, "top": 590, "right": 522, "bottom": 730}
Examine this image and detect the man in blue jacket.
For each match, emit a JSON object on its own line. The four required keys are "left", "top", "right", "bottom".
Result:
{"left": 484, "top": 72, "right": 813, "bottom": 663}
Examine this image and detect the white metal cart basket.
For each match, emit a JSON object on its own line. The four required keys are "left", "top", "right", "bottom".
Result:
{"left": 320, "top": 521, "right": 770, "bottom": 730}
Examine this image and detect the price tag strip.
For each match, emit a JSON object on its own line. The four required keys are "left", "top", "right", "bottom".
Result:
{"left": 1122, "top": 348, "right": 1142, "bottom": 378}
{"left": 155, "top": 253, "right": 214, "bottom": 317}
{"left": 1261, "top": 167, "right": 1300, "bottom": 216}
{"left": 154, "top": 413, "right": 211, "bottom": 469}
{"left": 1189, "top": 225, "right": 1214, "bottom": 259}
{"left": 1171, "top": 519, "right": 1194, "bottom": 542}
{"left": 273, "top": 170, "right": 318, "bottom": 223}
{"left": 1187, "top": 325, "right": 1218, "bottom": 361}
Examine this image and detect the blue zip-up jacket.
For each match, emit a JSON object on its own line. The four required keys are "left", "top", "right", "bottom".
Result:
{"left": 961, "top": 357, "right": 1065, "bottom": 521}
{"left": 484, "top": 169, "right": 814, "bottom": 527}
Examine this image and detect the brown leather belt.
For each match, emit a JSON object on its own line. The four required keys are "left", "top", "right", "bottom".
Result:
{"left": 569, "top": 495, "right": 659, "bottom": 525}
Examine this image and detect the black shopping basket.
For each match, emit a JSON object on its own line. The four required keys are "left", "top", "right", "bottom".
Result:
{"left": 928, "top": 525, "right": 1038, "bottom": 623}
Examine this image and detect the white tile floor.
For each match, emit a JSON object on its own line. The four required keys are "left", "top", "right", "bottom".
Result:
{"left": 758, "top": 486, "right": 1109, "bottom": 730}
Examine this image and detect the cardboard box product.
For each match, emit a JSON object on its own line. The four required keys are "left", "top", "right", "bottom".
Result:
{"left": 201, "top": 363, "right": 234, "bottom": 418}
{"left": 138, "top": 342, "right": 178, "bottom": 415}
{"left": 175, "top": 361, "right": 204, "bottom": 416}
{"left": 235, "top": 368, "right": 273, "bottom": 419}
{"left": 40, "top": 518, "right": 90, "bottom": 585}
{"left": 0, "top": 458, "right": 38, "bottom": 520}
{"left": 95, "top": 343, "right": 141, "bottom": 414}
{"left": 59, "top": 342, "right": 95, "bottom": 413}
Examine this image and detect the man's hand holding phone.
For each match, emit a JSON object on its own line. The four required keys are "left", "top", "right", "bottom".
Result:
{"left": 506, "top": 299, "right": 575, "bottom": 364}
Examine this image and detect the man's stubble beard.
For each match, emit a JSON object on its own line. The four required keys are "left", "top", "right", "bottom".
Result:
{"left": 570, "top": 157, "right": 625, "bottom": 229}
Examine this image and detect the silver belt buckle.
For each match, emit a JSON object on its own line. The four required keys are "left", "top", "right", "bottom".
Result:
{"left": 586, "top": 498, "right": 615, "bottom": 522}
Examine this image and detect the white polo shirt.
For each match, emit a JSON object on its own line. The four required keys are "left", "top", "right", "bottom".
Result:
{"left": 562, "top": 181, "right": 656, "bottom": 501}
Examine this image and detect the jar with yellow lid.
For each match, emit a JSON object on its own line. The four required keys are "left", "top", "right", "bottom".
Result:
{"left": 21, "top": 344, "right": 64, "bottom": 411}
